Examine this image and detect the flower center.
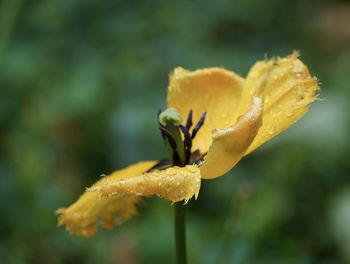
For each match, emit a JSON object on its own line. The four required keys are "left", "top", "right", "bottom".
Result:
{"left": 158, "top": 108, "right": 207, "bottom": 166}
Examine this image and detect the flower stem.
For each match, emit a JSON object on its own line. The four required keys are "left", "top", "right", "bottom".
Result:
{"left": 158, "top": 108, "right": 188, "bottom": 264}
{"left": 174, "top": 202, "right": 187, "bottom": 264}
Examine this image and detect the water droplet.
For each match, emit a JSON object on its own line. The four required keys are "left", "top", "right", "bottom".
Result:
{"left": 250, "top": 71, "right": 259, "bottom": 79}
{"left": 267, "top": 125, "right": 275, "bottom": 135}
{"left": 185, "top": 166, "right": 196, "bottom": 173}
{"left": 167, "top": 168, "right": 177, "bottom": 176}
{"left": 285, "top": 109, "right": 293, "bottom": 117}
{"left": 265, "top": 94, "right": 270, "bottom": 103}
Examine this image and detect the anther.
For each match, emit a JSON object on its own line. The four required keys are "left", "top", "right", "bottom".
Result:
{"left": 146, "top": 158, "right": 170, "bottom": 172}
{"left": 179, "top": 125, "right": 192, "bottom": 164}
{"left": 191, "top": 112, "right": 207, "bottom": 139}
{"left": 185, "top": 110, "right": 193, "bottom": 130}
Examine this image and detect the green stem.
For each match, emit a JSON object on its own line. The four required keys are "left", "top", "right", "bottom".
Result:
{"left": 174, "top": 202, "right": 187, "bottom": 264}
{"left": 158, "top": 108, "right": 188, "bottom": 264}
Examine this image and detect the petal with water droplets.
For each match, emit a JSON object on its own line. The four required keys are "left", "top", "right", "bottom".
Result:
{"left": 235, "top": 52, "right": 319, "bottom": 154}
{"left": 89, "top": 165, "right": 201, "bottom": 204}
{"left": 200, "top": 96, "right": 263, "bottom": 179}
{"left": 56, "top": 161, "right": 157, "bottom": 237}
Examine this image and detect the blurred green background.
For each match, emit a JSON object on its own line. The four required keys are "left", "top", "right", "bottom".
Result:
{"left": 1, "top": 0, "right": 350, "bottom": 263}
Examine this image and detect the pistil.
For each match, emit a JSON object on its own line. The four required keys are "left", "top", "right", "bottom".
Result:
{"left": 159, "top": 108, "right": 186, "bottom": 166}
{"left": 158, "top": 108, "right": 207, "bottom": 166}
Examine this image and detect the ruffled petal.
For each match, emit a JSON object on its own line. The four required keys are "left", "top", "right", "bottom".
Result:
{"left": 200, "top": 96, "right": 263, "bottom": 179}
{"left": 89, "top": 165, "right": 201, "bottom": 204}
{"left": 167, "top": 67, "right": 245, "bottom": 153}
{"left": 56, "top": 161, "right": 157, "bottom": 237}
{"left": 234, "top": 52, "right": 319, "bottom": 154}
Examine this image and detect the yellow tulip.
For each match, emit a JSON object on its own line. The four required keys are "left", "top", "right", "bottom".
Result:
{"left": 57, "top": 52, "right": 319, "bottom": 237}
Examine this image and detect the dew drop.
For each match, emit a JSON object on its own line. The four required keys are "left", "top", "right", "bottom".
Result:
{"left": 267, "top": 125, "right": 275, "bottom": 135}
{"left": 285, "top": 109, "right": 293, "bottom": 117}
{"left": 250, "top": 71, "right": 259, "bottom": 79}
{"left": 186, "top": 166, "right": 196, "bottom": 173}
{"left": 167, "top": 168, "right": 177, "bottom": 176}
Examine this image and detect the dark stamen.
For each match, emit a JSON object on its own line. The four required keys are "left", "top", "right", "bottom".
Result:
{"left": 194, "top": 153, "right": 207, "bottom": 165}
{"left": 158, "top": 108, "right": 166, "bottom": 140}
{"left": 191, "top": 112, "right": 207, "bottom": 139}
{"left": 185, "top": 110, "right": 193, "bottom": 130}
{"left": 172, "top": 151, "right": 182, "bottom": 166}
{"left": 157, "top": 108, "right": 162, "bottom": 120}
{"left": 157, "top": 108, "right": 207, "bottom": 167}
{"left": 146, "top": 158, "right": 170, "bottom": 172}
{"left": 159, "top": 126, "right": 177, "bottom": 150}
{"left": 179, "top": 125, "right": 192, "bottom": 164}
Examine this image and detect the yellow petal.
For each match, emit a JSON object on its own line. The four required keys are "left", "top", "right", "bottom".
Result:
{"left": 89, "top": 165, "right": 201, "bottom": 204}
{"left": 56, "top": 161, "right": 157, "bottom": 237}
{"left": 167, "top": 67, "right": 245, "bottom": 153}
{"left": 200, "top": 96, "right": 263, "bottom": 179}
{"left": 235, "top": 52, "right": 319, "bottom": 154}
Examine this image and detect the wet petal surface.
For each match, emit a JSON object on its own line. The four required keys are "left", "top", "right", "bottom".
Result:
{"left": 235, "top": 53, "right": 319, "bottom": 154}
{"left": 89, "top": 165, "right": 201, "bottom": 204}
{"left": 56, "top": 161, "right": 157, "bottom": 237}
{"left": 200, "top": 96, "right": 263, "bottom": 179}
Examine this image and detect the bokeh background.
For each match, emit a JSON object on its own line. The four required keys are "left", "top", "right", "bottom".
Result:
{"left": 1, "top": 0, "right": 350, "bottom": 263}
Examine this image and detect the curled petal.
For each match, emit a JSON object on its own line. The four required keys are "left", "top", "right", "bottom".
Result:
{"left": 89, "top": 165, "right": 201, "bottom": 204}
{"left": 200, "top": 96, "right": 263, "bottom": 179}
{"left": 235, "top": 52, "right": 319, "bottom": 154}
{"left": 167, "top": 67, "right": 245, "bottom": 153}
{"left": 56, "top": 161, "right": 157, "bottom": 237}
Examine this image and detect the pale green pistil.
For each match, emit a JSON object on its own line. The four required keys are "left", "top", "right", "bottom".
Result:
{"left": 159, "top": 108, "right": 183, "bottom": 127}
{"left": 159, "top": 108, "right": 185, "bottom": 166}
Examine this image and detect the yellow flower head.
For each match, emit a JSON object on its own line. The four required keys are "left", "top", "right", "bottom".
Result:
{"left": 57, "top": 53, "right": 319, "bottom": 237}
